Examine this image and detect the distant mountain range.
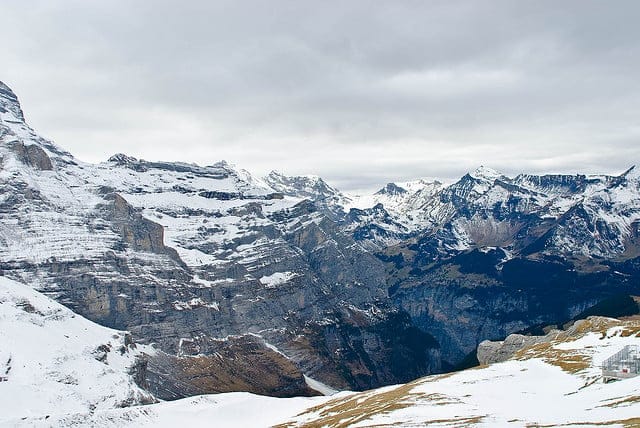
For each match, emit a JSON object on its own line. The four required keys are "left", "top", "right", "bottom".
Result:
{"left": 1, "top": 79, "right": 639, "bottom": 400}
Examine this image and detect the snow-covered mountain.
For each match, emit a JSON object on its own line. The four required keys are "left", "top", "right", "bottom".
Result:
{"left": 264, "top": 170, "right": 345, "bottom": 204}
{"left": 343, "top": 165, "right": 640, "bottom": 261}
{"left": 346, "top": 178, "right": 444, "bottom": 219}
{"left": 0, "top": 80, "right": 439, "bottom": 396}
{"left": 343, "top": 179, "right": 445, "bottom": 248}
{"left": 349, "top": 166, "right": 640, "bottom": 366}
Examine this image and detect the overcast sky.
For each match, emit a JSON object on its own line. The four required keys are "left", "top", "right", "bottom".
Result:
{"left": 2, "top": 1, "right": 639, "bottom": 191}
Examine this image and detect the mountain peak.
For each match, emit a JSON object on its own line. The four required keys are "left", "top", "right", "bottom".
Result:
{"left": 375, "top": 182, "right": 407, "bottom": 196}
{"left": 264, "top": 170, "right": 343, "bottom": 202}
{"left": 108, "top": 153, "right": 139, "bottom": 165}
{"left": 470, "top": 166, "right": 503, "bottom": 181}
{"left": 0, "top": 81, "right": 25, "bottom": 122}
{"left": 212, "top": 160, "right": 233, "bottom": 169}
{"left": 266, "top": 170, "right": 288, "bottom": 180}
{"left": 266, "top": 170, "right": 325, "bottom": 186}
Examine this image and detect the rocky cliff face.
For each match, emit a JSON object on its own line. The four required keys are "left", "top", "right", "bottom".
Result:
{"left": 0, "top": 81, "right": 24, "bottom": 122}
{"left": 384, "top": 248, "right": 640, "bottom": 365}
{"left": 276, "top": 316, "right": 640, "bottom": 428}
{"left": 0, "top": 80, "right": 439, "bottom": 395}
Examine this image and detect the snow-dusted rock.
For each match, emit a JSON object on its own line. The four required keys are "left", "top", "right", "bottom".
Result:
{"left": 0, "top": 80, "right": 440, "bottom": 396}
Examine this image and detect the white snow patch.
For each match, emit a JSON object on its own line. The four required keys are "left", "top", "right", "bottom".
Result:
{"left": 259, "top": 271, "right": 299, "bottom": 288}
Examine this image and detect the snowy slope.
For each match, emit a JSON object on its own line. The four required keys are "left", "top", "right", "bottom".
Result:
{"left": 280, "top": 316, "right": 640, "bottom": 427}
{"left": 265, "top": 170, "right": 346, "bottom": 204}
{"left": 547, "top": 169, "right": 640, "bottom": 257}
{"left": 0, "top": 276, "right": 154, "bottom": 425}
{"left": 2, "top": 78, "right": 640, "bottom": 427}
{"left": 346, "top": 178, "right": 444, "bottom": 220}
{"left": 32, "top": 393, "right": 330, "bottom": 428}
{"left": 76, "top": 155, "right": 304, "bottom": 271}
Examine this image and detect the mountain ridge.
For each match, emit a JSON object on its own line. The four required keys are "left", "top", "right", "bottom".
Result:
{"left": 0, "top": 80, "right": 441, "bottom": 395}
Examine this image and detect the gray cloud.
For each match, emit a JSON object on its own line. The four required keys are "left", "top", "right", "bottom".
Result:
{"left": 2, "top": 0, "right": 639, "bottom": 191}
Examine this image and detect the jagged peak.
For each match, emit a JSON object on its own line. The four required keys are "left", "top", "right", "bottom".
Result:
{"left": 266, "top": 170, "right": 288, "bottom": 180}
{"left": 264, "top": 170, "right": 344, "bottom": 203}
{"left": 402, "top": 179, "right": 445, "bottom": 195}
{"left": 375, "top": 182, "right": 407, "bottom": 196}
{"left": 108, "top": 153, "right": 139, "bottom": 164}
{"left": 403, "top": 178, "right": 442, "bottom": 186}
{"left": 266, "top": 170, "right": 328, "bottom": 187}
{"left": 469, "top": 166, "right": 503, "bottom": 181}
{"left": 0, "top": 80, "right": 25, "bottom": 122}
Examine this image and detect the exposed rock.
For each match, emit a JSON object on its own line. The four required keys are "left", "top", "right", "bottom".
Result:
{"left": 144, "top": 335, "right": 316, "bottom": 399}
{"left": 477, "top": 334, "right": 552, "bottom": 365}
{"left": 477, "top": 316, "right": 637, "bottom": 366}
{"left": 389, "top": 249, "right": 640, "bottom": 366}
{"left": 0, "top": 81, "right": 25, "bottom": 121}
{"left": 198, "top": 190, "right": 241, "bottom": 200}
{"left": 103, "top": 193, "right": 183, "bottom": 263}
{"left": 375, "top": 182, "right": 407, "bottom": 196}
{"left": 108, "top": 153, "right": 139, "bottom": 165}
{"left": 1, "top": 78, "right": 640, "bottom": 400}
{"left": 284, "top": 308, "right": 441, "bottom": 391}
{"left": 8, "top": 141, "right": 53, "bottom": 170}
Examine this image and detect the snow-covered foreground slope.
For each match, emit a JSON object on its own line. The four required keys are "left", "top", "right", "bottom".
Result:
{"left": 18, "top": 316, "right": 640, "bottom": 427}
{"left": 37, "top": 393, "right": 330, "bottom": 428}
{"left": 277, "top": 317, "right": 640, "bottom": 427}
{"left": 0, "top": 276, "right": 154, "bottom": 425}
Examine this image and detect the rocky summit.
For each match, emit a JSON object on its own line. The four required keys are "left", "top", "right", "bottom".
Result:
{"left": 1, "top": 80, "right": 639, "bottom": 399}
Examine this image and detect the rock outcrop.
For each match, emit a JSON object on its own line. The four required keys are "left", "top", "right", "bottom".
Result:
{"left": 476, "top": 316, "right": 639, "bottom": 365}
{"left": 8, "top": 141, "right": 53, "bottom": 170}
{"left": 477, "top": 334, "right": 553, "bottom": 365}
{"left": 0, "top": 81, "right": 25, "bottom": 122}
{"left": 144, "top": 335, "right": 315, "bottom": 399}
